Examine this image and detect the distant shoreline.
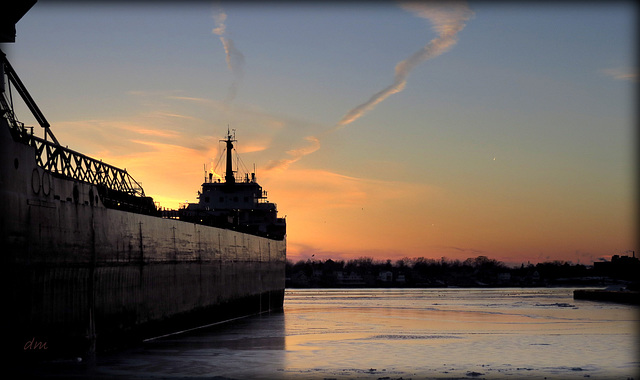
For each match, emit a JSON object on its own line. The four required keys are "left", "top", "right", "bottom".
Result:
{"left": 286, "top": 255, "right": 639, "bottom": 290}
{"left": 285, "top": 284, "right": 609, "bottom": 289}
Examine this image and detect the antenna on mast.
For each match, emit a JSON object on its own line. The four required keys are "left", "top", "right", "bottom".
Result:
{"left": 220, "top": 126, "right": 237, "bottom": 184}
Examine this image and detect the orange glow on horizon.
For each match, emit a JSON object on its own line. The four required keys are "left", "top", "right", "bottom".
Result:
{"left": 47, "top": 97, "right": 635, "bottom": 267}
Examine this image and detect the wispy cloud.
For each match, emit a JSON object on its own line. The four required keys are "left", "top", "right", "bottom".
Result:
{"left": 336, "top": 1, "right": 473, "bottom": 128}
{"left": 117, "top": 124, "right": 181, "bottom": 138}
{"left": 269, "top": 2, "right": 474, "bottom": 173}
{"left": 264, "top": 136, "right": 321, "bottom": 171}
{"left": 263, "top": 167, "right": 444, "bottom": 258}
{"left": 94, "top": 139, "right": 214, "bottom": 208}
{"left": 212, "top": 10, "right": 227, "bottom": 36}
{"left": 127, "top": 90, "right": 185, "bottom": 97}
{"left": 152, "top": 112, "right": 202, "bottom": 121}
{"left": 602, "top": 67, "right": 637, "bottom": 82}
{"left": 212, "top": 6, "right": 245, "bottom": 102}
{"left": 128, "top": 140, "right": 189, "bottom": 150}
{"left": 444, "top": 246, "right": 486, "bottom": 255}
{"left": 238, "top": 143, "right": 269, "bottom": 154}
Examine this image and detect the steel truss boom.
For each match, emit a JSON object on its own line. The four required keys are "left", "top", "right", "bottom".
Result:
{"left": 1, "top": 49, "right": 145, "bottom": 197}
{"left": 1, "top": 49, "right": 58, "bottom": 144}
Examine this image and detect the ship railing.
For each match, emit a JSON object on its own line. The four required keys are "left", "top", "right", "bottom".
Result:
{"left": 13, "top": 126, "right": 145, "bottom": 197}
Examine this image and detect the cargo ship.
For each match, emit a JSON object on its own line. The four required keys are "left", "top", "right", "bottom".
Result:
{"left": 1, "top": 1, "right": 285, "bottom": 359}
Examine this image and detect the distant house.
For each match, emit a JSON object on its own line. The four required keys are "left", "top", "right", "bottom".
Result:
{"left": 337, "top": 272, "right": 365, "bottom": 286}
{"left": 378, "top": 271, "right": 392, "bottom": 282}
{"left": 396, "top": 274, "right": 406, "bottom": 283}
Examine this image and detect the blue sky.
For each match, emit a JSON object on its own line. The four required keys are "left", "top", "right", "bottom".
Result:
{"left": 3, "top": 1, "right": 637, "bottom": 264}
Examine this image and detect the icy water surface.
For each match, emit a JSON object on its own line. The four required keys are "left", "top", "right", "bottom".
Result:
{"left": 30, "top": 288, "right": 640, "bottom": 379}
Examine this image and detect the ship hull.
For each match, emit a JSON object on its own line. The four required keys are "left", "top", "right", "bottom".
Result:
{"left": 1, "top": 120, "right": 286, "bottom": 357}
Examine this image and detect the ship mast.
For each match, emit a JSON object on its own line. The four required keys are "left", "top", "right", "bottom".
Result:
{"left": 221, "top": 128, "right": 237, "bottom": 184}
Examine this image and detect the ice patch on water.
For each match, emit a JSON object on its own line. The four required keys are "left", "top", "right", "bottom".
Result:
{"left": 534, "top": 302, "right": 577, "bottom": 308}
{"left": 364, "top": 334, "right": 461, "bottom": 340}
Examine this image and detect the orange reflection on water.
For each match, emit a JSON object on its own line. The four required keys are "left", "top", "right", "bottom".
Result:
{"left": 281, "top": 289, "right": 639, "bottom": 379}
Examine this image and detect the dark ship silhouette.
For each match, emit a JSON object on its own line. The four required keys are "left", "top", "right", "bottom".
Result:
{"left": 172, "top": 130, "right": 286, "bottom": 240}
{"left": 1, "top": 1, "right": 285, "bottom": 358}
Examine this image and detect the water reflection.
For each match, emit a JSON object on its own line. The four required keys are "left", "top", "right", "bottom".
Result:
{"left": 19, "top": 289, "right": 640, "bottom": 379}
{"left": 32, "top": 312, "right": 290, "bottom": 379}
{"left": 281, "top": 288, "right": 638, "bottom": 379}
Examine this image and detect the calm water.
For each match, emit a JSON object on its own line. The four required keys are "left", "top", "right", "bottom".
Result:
{"left": 30, "top": 288, "right": 639, "bottom": 379}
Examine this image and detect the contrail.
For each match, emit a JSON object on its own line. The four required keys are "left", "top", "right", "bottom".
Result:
{"left": 212, "top": 7, "right": 245, "bottom": 102}
{"left": 265, "top": 136, "right": 321, "bottom": 171}
{"left": 336, "top": 1, "right": 473, "bottom": 128}
{"left": 252, "top": 2, "right": 473, "bottom": 173}
{"left": 266, "top": 2, "right": 473, "bottom": 172}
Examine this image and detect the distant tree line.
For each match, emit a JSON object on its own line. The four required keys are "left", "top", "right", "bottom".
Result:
{"left": 286, "top": 255, "right": 639, "bottom": 288}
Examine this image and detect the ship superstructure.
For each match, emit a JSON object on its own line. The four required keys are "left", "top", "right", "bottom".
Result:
{"left": 176, "top": 130, "right": 286, "bottom": 240}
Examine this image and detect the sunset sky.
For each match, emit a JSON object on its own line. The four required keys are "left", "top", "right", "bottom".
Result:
{"left": 3, "top": 1, "right": 637, "bottom": 265}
